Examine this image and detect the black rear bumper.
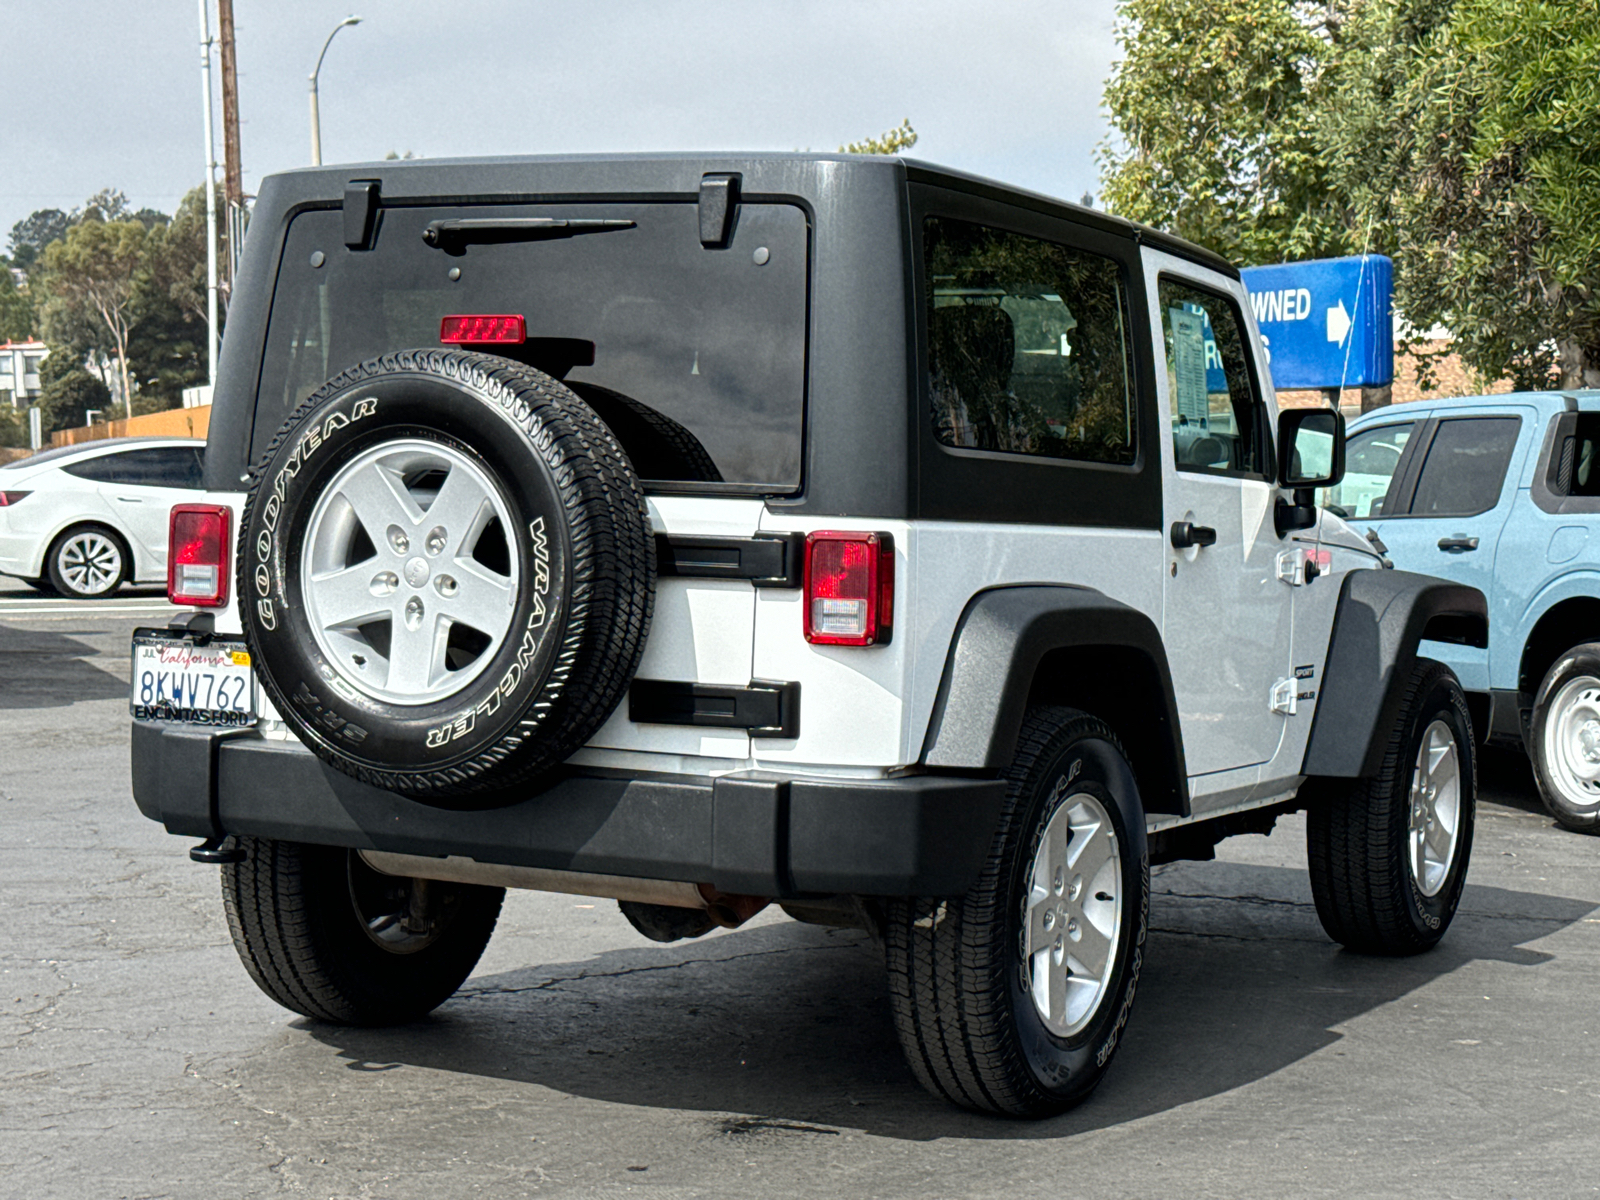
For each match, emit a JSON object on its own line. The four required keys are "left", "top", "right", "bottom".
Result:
{"left": 130, "top": 722, "right": 1006, "bottom": 898}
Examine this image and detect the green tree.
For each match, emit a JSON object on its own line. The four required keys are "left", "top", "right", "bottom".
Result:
{"left": 0, "top": 402, "right": 26, "bottom": 449}
{"left": 0, "top": 262, "right": 34, "bottom": 341}
{"left": 841, "top": 120, "right": 919, "bottom": 155}
{"left": 1098, "top": 0, "right": 1349, "bottom": 265}
{"left": 128, "top": 186, "right": 216, "bottom": 410}
{"left": 36, "top": 215, "right": 151, "bottom": 417}
{"left": 1326, "top": 0, "right": 1600, "bottom": 388}
{"left": 7, "top": 208, "right": 72, "bottom": 275}
{"left": 34, "top": 341, "right": 110, "bottom": 434}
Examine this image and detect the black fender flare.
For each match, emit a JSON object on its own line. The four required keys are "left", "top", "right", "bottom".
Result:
{"left": 1302, "top": 569, "right": 1489, "bottom": 778}
{"left": 919, "top": 585, "right": 1189, "bottom": 815}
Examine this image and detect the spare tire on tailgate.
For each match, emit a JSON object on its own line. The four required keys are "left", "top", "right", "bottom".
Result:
{"left": 239, "top": 349, "right": 654, "bottom": 804}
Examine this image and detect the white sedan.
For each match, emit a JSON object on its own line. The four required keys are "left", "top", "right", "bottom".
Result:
{"left": 0, "top": 437, "right": 206, "bottom": 598}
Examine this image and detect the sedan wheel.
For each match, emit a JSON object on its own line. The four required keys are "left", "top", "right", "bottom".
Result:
{"left": 48, "top": 528, "right": 126, "bottom": 597}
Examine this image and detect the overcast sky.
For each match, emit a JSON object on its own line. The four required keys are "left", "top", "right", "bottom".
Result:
{"left": 0, "top": 0, "right": 1121, "bottom": 243}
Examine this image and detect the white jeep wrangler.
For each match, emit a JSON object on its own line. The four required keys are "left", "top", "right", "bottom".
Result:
{"left": 131, "top": 154, "right": 1487, "bottom": 1117}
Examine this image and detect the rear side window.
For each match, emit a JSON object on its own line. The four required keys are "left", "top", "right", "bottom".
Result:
{"left": 1553, "top": 413, "right": 1600, "bottom": 497}
{"left": 923, "top": 216, "right": 1136, "bottom": 466}
{"left": 1409, "top": 417, "right": 1520, "bottom": 517}
{"left": 257, "top": 203, "right": 809, "bottom": 491}
{"left": 63, "top": 447, "right": 203, "bottom": 488}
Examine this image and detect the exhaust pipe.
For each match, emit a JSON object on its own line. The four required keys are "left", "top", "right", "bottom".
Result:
{"left": 358, "top": 850, "right": 768, "bottom": 929}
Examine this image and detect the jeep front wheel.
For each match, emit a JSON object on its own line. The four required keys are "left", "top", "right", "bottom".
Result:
{"left": 1529, "top": 643, "right": 1600, "bottom": 833}
{"left": 885, "top": 707, "right": 1149, "bottom": 1117}
{"left": 1305, "top": 658, "right": 1476, "bottom": 954}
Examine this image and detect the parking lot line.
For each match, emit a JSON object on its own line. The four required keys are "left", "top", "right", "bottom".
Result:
{"left": 0, "top": 602, "right": 179, "bottom": 618}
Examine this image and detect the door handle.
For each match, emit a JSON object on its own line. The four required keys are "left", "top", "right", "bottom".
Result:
{"left": 1170, "top": 521, "right": 1217, "bottom": 549}
{"left": 116, "top": 496, "right": 144, "bottom": 503}
{"left": 1437, "top": 535, "right": 1479, "bottom": 552}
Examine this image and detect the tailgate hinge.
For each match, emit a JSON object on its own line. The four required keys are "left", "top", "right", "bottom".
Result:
{"left": 1270, "top": 678, "right": 1298, "bottom": 716}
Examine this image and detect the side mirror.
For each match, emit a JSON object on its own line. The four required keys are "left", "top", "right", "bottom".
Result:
{"left": 1277, "top": 407, "right": 1345, "bottom": 489}
{"left": 1275, "top": 408, "right": 1345, "bottom": 537}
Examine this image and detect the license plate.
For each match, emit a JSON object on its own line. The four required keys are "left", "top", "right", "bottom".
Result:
{"left": 130, "top": 628, "right": 256, "bottom": 727}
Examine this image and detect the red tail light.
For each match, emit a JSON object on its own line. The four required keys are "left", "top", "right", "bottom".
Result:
{"left": 168, "top": 504, "right": 231, "bottom": 607}
{"left": 440, "top": 314, "right": 526, "bottom": 345}
{"left": 803, "top": 531, "right": 894, "bottom": 646}
{"left": 0, "top": 490, "right": 31, "bottom": 506}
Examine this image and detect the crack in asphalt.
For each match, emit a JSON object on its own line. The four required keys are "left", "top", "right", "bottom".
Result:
{"left": 457, "top": 938, "right": 863, "bottom": 999}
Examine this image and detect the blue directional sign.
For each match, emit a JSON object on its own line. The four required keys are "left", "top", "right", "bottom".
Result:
{"left": 1240, "top": 255, "right": 1393, "bottom": 390}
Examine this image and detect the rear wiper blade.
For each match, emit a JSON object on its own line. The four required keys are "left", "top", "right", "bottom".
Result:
{"left": 422, "top": 217, "right": 635, "bottom": 248}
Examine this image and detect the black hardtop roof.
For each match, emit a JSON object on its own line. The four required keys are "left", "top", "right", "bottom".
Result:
{"left": 260, "top": 152, "right": 1236, "bottom": 278}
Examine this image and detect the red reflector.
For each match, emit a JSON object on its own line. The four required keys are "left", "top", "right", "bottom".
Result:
{"left": 168, "top": 504, "right": 231, "bottom": 608}
{"left": 0, "top": 490, "right": 31, "bottom": 506}
{"left": 803, "top": 531, "right": 894, "bottom": 647}
{"left": 440, "top": 314, "right": 527, "bottom": 345}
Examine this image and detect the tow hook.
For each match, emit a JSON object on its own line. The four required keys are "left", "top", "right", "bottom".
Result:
{"left": 190, "top": 837, "right": 245, "bottom": 864}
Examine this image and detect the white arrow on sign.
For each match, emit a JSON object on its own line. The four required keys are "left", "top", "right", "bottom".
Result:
{"left": 1326, "top": 299, "right": 1352, "bottom": 346}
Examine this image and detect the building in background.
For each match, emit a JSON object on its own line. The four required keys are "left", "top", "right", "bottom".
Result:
{"left": 0, "top": 339, "right": 49, "bottom": 409}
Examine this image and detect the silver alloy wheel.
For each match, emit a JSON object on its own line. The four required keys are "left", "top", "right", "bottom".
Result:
{"left": 1540, "top": 675, "right": 1600, "bottom": 814}
{"left": 301, "top": 438, "right": 520, "bottom": 706}
{"left": 1022, "top": 784, "right": 1123, "bottom": 1038}
{"left": 57, "top": 530, "right": 123, "bottom": 596}
{"left": 1408, "top": 719, "right": 1462, "bottom": 897}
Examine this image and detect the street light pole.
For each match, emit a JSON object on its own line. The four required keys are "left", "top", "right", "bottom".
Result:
{"left": 197, "top": 0, "right": 219, "bottom": 386}
{"left": 309, "top": 16, "right": 362, "bottom": 166}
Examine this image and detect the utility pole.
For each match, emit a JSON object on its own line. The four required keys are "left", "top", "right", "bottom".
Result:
{"left": 197, "top": 0, "right": 220, "bottom": 387}
{"left": 216, "top": 0, "right": 244, "bottom": 290}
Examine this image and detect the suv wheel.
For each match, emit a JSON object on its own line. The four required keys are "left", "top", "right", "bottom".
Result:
{"left": 47, "top": 525, "right": 127, "bottom": 597}
{"left": 239, "top": 350, "right": 655, "bottom": 802}
{"left": 1529, "top": 644, "right": 1600, "bottom": 833}
{"left": 221, "top": 836, "right": 503, "bottom": 1025}
{"left": 1305, "top": 658, "right": 1476, "bottom": 954}
{"left": 885, "top": 707, "right": 1148, "bottom": 1117}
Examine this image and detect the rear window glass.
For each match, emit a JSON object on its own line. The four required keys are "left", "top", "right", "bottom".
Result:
{"left": 256, "top": 203, "right": 809, "bottom": 490}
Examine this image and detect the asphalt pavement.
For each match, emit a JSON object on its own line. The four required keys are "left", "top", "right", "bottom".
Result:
{"left": 2, "top": 575, "right": 1597, "bottom": 1200}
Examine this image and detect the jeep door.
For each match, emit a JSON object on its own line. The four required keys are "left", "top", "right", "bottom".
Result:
{"left": 1143, "top": 250, "right": 1292, "bottom": 779}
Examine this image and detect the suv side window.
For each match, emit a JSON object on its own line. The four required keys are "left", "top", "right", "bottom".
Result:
{"left": 923, "top": 216, "right": 1136, "bottom": 466}
{"left": 1408, "top": 417, "right": 1520, "bottom": 517}
{"left": 1158, "top": 279, "right": 1272, "bottom": 478}
{"left": 1324, "top": 421, "right": 1414, "bottom": 519}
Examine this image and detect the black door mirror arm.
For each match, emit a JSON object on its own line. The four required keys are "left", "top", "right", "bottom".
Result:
{"left": 1275, "top": 488, "right": 1318, "bottom": 538}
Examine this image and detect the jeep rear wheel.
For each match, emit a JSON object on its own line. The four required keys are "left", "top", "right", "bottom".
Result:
{"left": 238, "top": 350, "right": 654, "bottom": 802}
{"left": 885, "top": 707, "right": 1149, "bottom": 1117}
{"left": 220, "top": 836, "right": 504, "bottom": 1025}
{"left": 1529, "top": 644, "right": 1600, "bottom": 833}
{"left": 1305, "top": 658, "right": 1476, "bottom": 954}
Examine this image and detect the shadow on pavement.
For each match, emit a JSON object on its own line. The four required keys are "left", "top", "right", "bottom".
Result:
{"left": 0, "top": 622, "right": 126, "bottom": 710}
{"left": 304, "top": 862, "right": 1598, "bottom": 1142}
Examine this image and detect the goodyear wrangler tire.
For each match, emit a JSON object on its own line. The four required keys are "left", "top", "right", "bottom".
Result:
{"left": 239, "top": 349, "right": 654, "bottom": 803}
{"left": 885, "top": 707, "right": 1149, "bottom": 1117}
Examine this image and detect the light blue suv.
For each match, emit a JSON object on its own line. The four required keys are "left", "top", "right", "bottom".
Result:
{"left": 1336, "top": 391, "right": 1600, "bottom": 832}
